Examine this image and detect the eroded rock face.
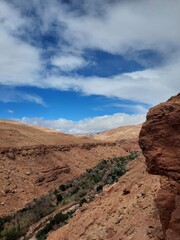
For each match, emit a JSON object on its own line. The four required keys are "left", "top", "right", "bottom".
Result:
{"left": 139, "top": 94, "right": 180, "bottom": 181}
{"left": 139, "top": 93, "right": 180, "bottom": 239}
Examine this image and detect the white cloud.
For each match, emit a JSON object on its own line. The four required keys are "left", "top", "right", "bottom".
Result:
{"left": 0, "top": 0, "right": 41, "bottom": 86}
{"left": 0, "top": 0, "right": 24, "bottom": 31}
{"left": 19, "top": 112, "right": 145, "bottom": 134}
{"left": 44, "top": 59, "right": 180, "bottom": 105}
{"left": 104, "top": 103, "right": 149, "bottom": 115}
{"left": 0, "top": 87, "right": 46, "bottom": 106}
{"left": 48, "top": 0, "right": 180, "bottom": 55}
{"left": 0, "top": 0, "right": 179, "bottom": 109}
{"left": 21, "top": 94, "right": 46, "bottom": 106}
{"left": 51, "top": 54, "right": 87, "bottom": 71}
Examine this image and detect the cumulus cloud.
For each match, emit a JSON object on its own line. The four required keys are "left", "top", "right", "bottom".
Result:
{"left": 0, "top": 0, "right": 179, "bottom": 110}
{"left": 0, "top": 0, "right": 41, "bottom": 86}
{"left": 19, "top": 112, "right": 145, "bottom": 134}
{"left": 43, "top": 0, "right": 180, "bottom": 56}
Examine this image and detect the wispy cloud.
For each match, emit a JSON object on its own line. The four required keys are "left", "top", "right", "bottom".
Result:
{"left": 0, "top": 87, "right": 46, "bottom": 106}
{"left": 7, "top": 109, "right": 14, "bottom": 114}
{"left": 98, "top": 103, "right": 149, "bottom": 115}
{"left": 43, "top": 60, "right": 180, "bottom": 105}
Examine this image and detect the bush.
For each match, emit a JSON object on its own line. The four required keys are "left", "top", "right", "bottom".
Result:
{"left": 36, "top": 212, "right": 69, "bottom": 240}
{"left": 56, "top": 193, "right": 63, "bottom": 203}
{"left": 92, "top": 174, "right": 100, "bottom": 184}
{"left": 52, "top": 212, "right": 68, "bottom": 225}
{"left": 96, "top": 185, "right": 103, "bottom": 193}
{"left": 129, "top": 151, "right": 138, "bottom": 160}
{"left": 3, "top": 225, "right": 24, "bottom": 240}
{"left": 79, "top": 197, "right": 87, "bottom": 206}
{"left": 59, "top": 184, "right": 67, "bottom": 191}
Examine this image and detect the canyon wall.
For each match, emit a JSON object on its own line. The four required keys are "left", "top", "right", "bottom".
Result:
{"left": 139, "top": 94, "right": 180, "bottom": 240}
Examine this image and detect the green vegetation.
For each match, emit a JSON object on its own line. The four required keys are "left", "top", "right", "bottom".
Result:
{"left": 0, "top": 195, "right": 55, "bottom": 240}
{"left": 96, "top": 185, "right": 103, "bottom": 193}
{"left": 36, "top": 211, "right": 74, "bottom": 240}
{"left": 79, "top": 197, "right": 87, "bottom": 206}
{"left": 0, "top": 151, "right": 139, "bottom": 240}
{"left": 0, "top": 224, "right": 25, "bottom": 240}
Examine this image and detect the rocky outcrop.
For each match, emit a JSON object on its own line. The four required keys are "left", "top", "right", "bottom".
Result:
{"left": 139, "top": 93, "right": 180, "bottom": 239}
{"left": 34, "top": 165, "right": 70, "bottom": 185}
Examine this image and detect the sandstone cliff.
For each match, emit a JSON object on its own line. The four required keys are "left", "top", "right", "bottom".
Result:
{"left": 139, "top": 93, "right": 180, "bottom": 240}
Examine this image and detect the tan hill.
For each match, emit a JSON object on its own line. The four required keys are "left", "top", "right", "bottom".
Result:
{"left": 0, "top": 119, "right": 97, "bottom": 148}
{"left": 91, "top": 124, "right": 142, "bottom": 142}
{"left": 76, "top": 124, "right": 141, "bottom": 142}
{"left": 75, "top": 124, "right": 142, "bottom": 153}
{"left": 0, "top": 120, "right": 131, "bottom": 216}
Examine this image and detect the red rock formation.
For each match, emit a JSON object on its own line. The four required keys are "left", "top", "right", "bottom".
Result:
{"left": 139, "top": 93, "right": 180, "bottom": 240}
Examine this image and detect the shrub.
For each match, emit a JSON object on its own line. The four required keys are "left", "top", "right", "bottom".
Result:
{"left": 56, "top": 193, "right": 63, "bottom": 203}
{"left": 52, "top": 212, "right": 68, "bottom": 225}
{"left": 79, "top": 197, "right": 87, "bottom": 206}
{"left": 96, "top": 185, "right": 103, "bottom": 193}
{"left": 36, "top": 212, "right": 69, "bottom": 240}
{"left": 59, "top": 184, "right": 67, "bottom": 191}
{"left": 3, "top": 224, "right": 24, "bottom": 240}
{"left": 92, "top": 174, "right": 100, "bottom": 184}
{"left": 129, "top": 151, "right": 139, "bottom": 160}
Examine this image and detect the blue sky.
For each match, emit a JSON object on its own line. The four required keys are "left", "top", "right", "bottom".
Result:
{"left": 0, "top": 0, "right": 179, "bottom": 133}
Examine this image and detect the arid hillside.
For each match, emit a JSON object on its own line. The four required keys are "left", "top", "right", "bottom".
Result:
{"left": 0, "top": 120, "right": 97, "bottom": 148}
{"left": 76, "top": 124, "right": 142, "bottom": 142}
{"left": 48, "top": 155, "right": 163, "bottom": 240}
{"left": 93, "top": 124, "right": 142, "bottom": 142}
{"left": 0, "top": 120, "right": 140, "bottom": 217}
